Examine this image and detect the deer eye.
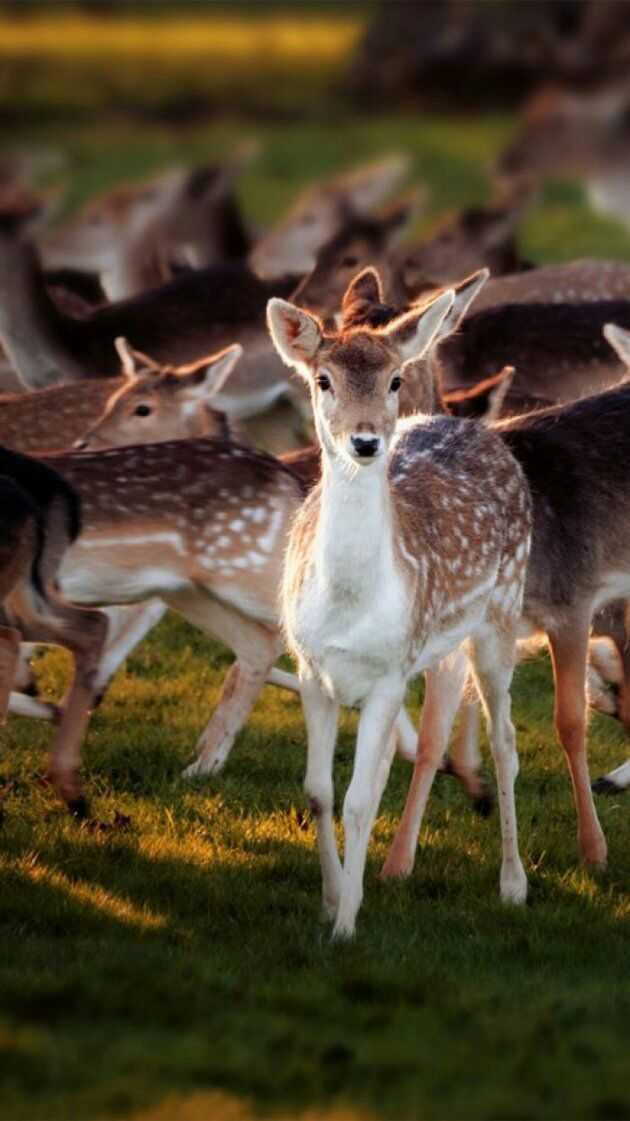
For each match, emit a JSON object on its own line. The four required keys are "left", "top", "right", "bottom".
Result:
{"left": 390, "top": 375, "right": 402, "bottom": 393}
{"left": 134, "top": 403, "right": 152, "bottom": 417}
{"left": 341, "top": 255, "right": 359, "bottom": 268}
{"left": 316, "top": 374, "right": 331, "bottom": 391}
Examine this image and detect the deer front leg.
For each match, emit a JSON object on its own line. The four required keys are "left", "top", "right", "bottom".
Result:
{"left": 382, "top": 651, "right": 468, "bottom": 880}
{"left": 334, "top": 676, "right": 405, "bottom": 939}
{"left": 468, "top": 628, "right": 527, "bottom": 904}
{"left": 548, "top": 621, "right": 607, "bottom": 867}
{"left": 301, "top": 674, "right": 342, "bottom": 920}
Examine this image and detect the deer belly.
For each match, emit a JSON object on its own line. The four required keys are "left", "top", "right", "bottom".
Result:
{"left": 58, "top": 545, "right": 191, "bottom": 606}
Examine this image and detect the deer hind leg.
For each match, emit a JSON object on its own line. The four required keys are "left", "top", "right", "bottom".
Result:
{"left": 165, "top": 591, "right": 282, "bottom": 777}
{"left": 548, "top": 622, "right": 607, "bottom": 867}
{"left": 0, "top": 625, "right": 21, "bottom": 721}
{"left": 468, "top": 627, "right": 527, "bottom": 904}
{"left": 300, "top": 674, "right": 342, "bottom": 920}
{"left": 334, "top": 675, "right": 405, "bottom": 939}
{"left": 443, "top": 693, "right": 494, "bottom": 814}
{"left": 381, "top": 650, "right": 469, "bottom": 880}
{"left": 6, "top": 577, "right": 108, "bottom": 813}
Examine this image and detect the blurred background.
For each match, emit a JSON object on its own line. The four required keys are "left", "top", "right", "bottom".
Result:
{"left": 3, "top": 0, "right": 630, "bottom": 262}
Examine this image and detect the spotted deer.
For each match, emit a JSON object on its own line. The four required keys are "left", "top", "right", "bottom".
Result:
{"left": 0, "top": 448, "right": 108, "bottom": 812}
{"left": 267, "top": 290, "right": 532, "bottom": 938}
{"left": 0, "top": 339, "right": 242, "bottom": 721}
{"left": 0, "top": 340, "right": 241, "bottom": 455}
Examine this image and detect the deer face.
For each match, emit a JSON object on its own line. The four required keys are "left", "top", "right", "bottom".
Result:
{"left": 293, "top": 202, "right": 413, "bottom": 321}
{"left": 76, "top": 340, "right": 241, "bottom": 450}
{"left": 251, "top": 155, "right": 409, "bottom": 279}
{"left": 267, "top": 277, "right": 454, "bottom": 467}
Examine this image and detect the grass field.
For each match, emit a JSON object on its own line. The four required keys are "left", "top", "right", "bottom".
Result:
{"left": 3, "top": 13, "right": 630, "bottom": 1119}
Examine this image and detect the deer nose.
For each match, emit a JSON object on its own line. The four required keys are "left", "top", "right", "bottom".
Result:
{"left": 351, "top": 435, "right": 380, "bottom": 459}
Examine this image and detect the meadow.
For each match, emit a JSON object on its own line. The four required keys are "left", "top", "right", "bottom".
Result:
{"left": 2, "top": 10, "right": 630, "bottom": 1121}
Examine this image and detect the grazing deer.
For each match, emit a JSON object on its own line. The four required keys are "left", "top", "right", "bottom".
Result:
{"left": 267, "top": 289, "right": 532, "bottom": 938}
{"left": 249, "top": 154, "right": 410, "bottom": 279}
{"left": 0, "top": 448, "right": 107, "bottom": 812}
{"left": 41, "top": 151, "right": 256, "bottom": 301}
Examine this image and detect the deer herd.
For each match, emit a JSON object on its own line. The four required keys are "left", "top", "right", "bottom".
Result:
{"left": 4, "top": 83, "right": 630, "bottom": 937}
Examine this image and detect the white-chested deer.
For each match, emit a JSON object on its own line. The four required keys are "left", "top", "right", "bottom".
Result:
{"left": 267, "top": 288, "right": 532, "bottom": 938}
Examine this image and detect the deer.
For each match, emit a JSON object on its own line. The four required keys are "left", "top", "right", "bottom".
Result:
{"left": 497, "top": 79, "right": 630, "bottom": 229}
{"left": 0, "top": 339, "right": 242, "bottom": 456}
{"left": 384, "top": 372, "right": 630, "bottom": 884}
{"left": 0, "top": 448, "right": 108, "bottom": 813}
{"left": 267, "top": 288, "right": 533, "bottom": 938}
{"left": 4, "top": 270, "right": 492, "bottom": 804}
{"left": 433, "top": 297, "right": 630, "bottom": 415}
{"left": 249, "top": 153, "right": 411, "bottom": 280}
{"left": 0, "top": 339, "right": 243, "bottom": 719}
{"left": 293, "top": 192, "right": 532, "bottom": 324}
{"left": 40, "top": 150, "right": 256, "bottom": 301}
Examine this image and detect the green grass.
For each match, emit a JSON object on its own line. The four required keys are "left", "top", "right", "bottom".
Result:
{"left": 3, "top": 75, "right": 630, "bottom": 1121}
{"left": 2, "top": 618, "right": 630, "bottom": 1121}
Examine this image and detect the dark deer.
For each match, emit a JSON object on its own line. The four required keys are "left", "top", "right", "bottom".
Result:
{"left": 0, "top": 448, "right": 107, "bottom": 812}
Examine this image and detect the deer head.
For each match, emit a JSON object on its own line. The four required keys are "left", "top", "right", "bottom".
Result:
{"left": 267, "top": 280, "right": 453, "bottom": 465}
{"left": 292, "top": 196, "right": 417, "bottom": 322}
{"left": 250, "top": 154, "right": 411, "bottom": 279}
{"left": 76, "top": 339, "right": 242, "bottom": 450}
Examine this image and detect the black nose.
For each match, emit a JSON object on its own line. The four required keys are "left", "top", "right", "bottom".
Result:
{"left": 351, "top": 436, "right": 379, "bottom": 458}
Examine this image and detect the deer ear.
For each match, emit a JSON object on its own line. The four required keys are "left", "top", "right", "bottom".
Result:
{"left": 604, "top": 323, "right": 630, "bottom": 370}
{"left": 384, "top": 288, "right": 455, "bottom": 361}
{"left": 177, "top": 344, "right": 243, "bottom": 400}
{"left": 430, "top": 268, "right": 489, "bottom": 346}
{"left": 267, "top": 298, "right": 323, "bottom": 372}
{"left": 115, "top": 337, "right": 140, "bottom": 380}
{"left": 342, "top": 267, "right": 384, "bottom": 315}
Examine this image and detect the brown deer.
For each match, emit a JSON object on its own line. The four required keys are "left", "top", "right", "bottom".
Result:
{"left": 0, "top": 339, "right": 241, "bottom": 456}
{"left": 0, "top": 448, "right": 108, "bottom": 813}
{"left": 267, "top": 289, "right": 532, "bottom": 938}
{"left": 497, "top": 79, "right": 630, "bottom": 228}
{"left": 249, "top": 154, "right": 411, "bottom": 280}
{"left": 41, "top": 151, "right": 256, "bottom": 301}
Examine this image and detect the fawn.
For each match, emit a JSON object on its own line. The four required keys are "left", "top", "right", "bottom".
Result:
{"left": 268, "top": 288, "right": 532, "bottom": 937}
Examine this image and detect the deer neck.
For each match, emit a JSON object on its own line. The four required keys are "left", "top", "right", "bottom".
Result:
{"left": 0, "top": 239, "right": 84, "bottom": 389}
{"left": 316, "top": 444, "right": 396, "bottom": 597}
